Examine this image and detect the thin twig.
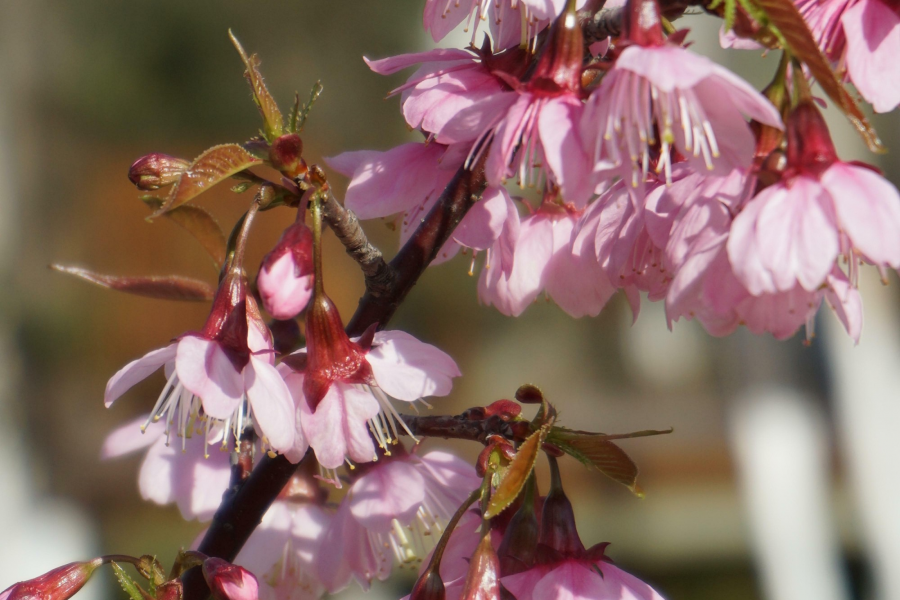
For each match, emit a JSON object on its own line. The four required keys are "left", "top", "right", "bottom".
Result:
{"left": 320, "top": 188, "right": 396, "bottom": 298}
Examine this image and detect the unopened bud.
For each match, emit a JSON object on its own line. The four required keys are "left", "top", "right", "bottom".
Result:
{"left": 257, "top": 221, "right": 314, "bottom": 320}
{"left": 269, "top": 134, "right": 308, "bottom": 179}
{"left": 202, "top": 558, "right": 259, "bottom": 600}
{"left": 459, "top": 533, "right": 500, "bottom": 600}
{"left": 128, "top": 153, "right": 190, "bottom": 191}
{"left": 410, "top": 567, "right": 445, "bottom": 600}
{"left": 1, "top": 559, "right": 103, "bottom": 600}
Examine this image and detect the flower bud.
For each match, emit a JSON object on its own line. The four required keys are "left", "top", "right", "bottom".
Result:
{"left": 269, "top": 134, "right": 308, "bottom": 179}
{"left": 257, "top": 221, "right": 314, "bottom": 320}
{"left": 1, "top": 559, "right": 103, "bottom": 600}
{"left": 128, "top": 153, "right": 190, "bottom": 191}
{"left": 459, "top": 533, "right": 501, "bottom": 600}
{"left": 202, "top": 558, "right": 259, "bottom": 600}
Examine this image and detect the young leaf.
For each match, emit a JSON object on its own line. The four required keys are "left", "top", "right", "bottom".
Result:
{"left": 142, "top": 199, "right": 227, "bottom": 269}
{"left": 485, "top": 423, "right": 552, "bottom": 519}
{"left": 229, "top": 30, "right": 284, "bottom": 141}
{"left": 156, "top": 144, "right": 261, "bottom": 215}
{"left": 111, "top": 563, "right": 150, "bottom": 600}
{"left": 545, "top": 427, "right": 671, "bottom": 496}
{"left": 51, "top": 265, "right": 215, "bottom": 301}
{"left": 292, "top": 80, "right": 324, "bottom": 133}
{"left": 741, "top": 0, "right": 883, "bottom": 152}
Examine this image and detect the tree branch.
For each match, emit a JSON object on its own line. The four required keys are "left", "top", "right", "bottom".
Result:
{"left": 319, "top": 188, "right": 395, "bottom": 298}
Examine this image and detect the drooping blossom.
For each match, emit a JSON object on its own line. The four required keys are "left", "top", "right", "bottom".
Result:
{"left": 501, "top": 458, "right": 667, "bottom": 600}
{"left": 0, "top": 560, "right": 105, "bottom": 600}
{"left": 203, "top": 558, "right": 260, "bottom": 600}
{"left": 278, "top": 288, "right": 460, "bottom": 470}
{"left": 101, "top": 415, "right": 232, "bottom": 522}
{"left": 727, "top": 99, "right": 900, "bottom": 298}
{"left": 104, "top": 252, "right": 296, "bottom": 457}
{"left": 257, "top": 216, "right": 314, "bottom": 320}
{"left": 235, "top": 502, "right": 331, "bottom": 600}
{"left": 481, "top": 200, "right": 615, "bottom": 317}
{"left": 440, "top": 0, "right": 597, "bottom": 206}
{"left": 796, "top": 0, "right": 900, "bottom": 112}
{"left": 581, "top": 0, "right": 782, "bottom": 186}
{"left": 314, "top": 448, "right": 481, "bottom": 592}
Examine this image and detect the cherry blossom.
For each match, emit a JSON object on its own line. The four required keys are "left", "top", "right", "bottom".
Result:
{"left": 257, "top": 218, "right": 314, "bottom": 320}
{"left": 203, "top": 558, "right": 260, "bottom": 600}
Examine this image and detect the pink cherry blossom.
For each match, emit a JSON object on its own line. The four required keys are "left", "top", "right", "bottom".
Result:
{"left": 104, "top": 272, "right": 297, "bottom": 457}
{"left": 581, "top": 43, "right": 783, "bottom": 185}
{"left": 280, "top": 330, "right": 460, "bottom": 469}
{"left": 315, "top": 449, "right": 481, "bottom": 593}
{"left": 203, "top": 558, "right": 260, "bottom": 600}
{"left": 101, "top": 416, "right": 232, "bottom": 521}
{"left": 796, "top": 0, "right": 900, "bottom": 112}
{"left": 235, "top": 502, "right": 331, "bottom": 600}
{"left": 479, "top": 204, "right": 615, "bottom": 318}
{"left": 502, "top": 560, "right": 666, "bottom": 600}
{"left": 257, "top": 219, "right": 314, "bottom": 320}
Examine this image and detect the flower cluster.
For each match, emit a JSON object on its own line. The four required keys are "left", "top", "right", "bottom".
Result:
{"left": 331, "top": 0, "right": 900, "bottom": 343}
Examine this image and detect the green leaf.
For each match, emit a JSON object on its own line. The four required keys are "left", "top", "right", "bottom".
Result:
{"left": 229, "top": 30, "right": 284, "bottom": 142}
{"left": 155, "top": 144, "right": 262, "bottom": 215}
{"left": 485, "top": 422, "right": 553, "bottom": 519}
{"left": 111, "top": 562, "right": 150, "bottom": 600}
{"left": 738, "top": 0, "right": 883, "bottom": 152}
{"left": 292, "top": 80, "right": 323, "bottom": 133}
{"left": 142, "top": 199, "right": 227, "bottom": 269}
{"left": 136, "top": 556, "right": 166, "bottom": 591}
{"left": 51, "top": 265, "right": 215, "bottom": 301}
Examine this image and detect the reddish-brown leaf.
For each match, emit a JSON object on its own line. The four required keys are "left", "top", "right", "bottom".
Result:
{"left": 485, "top": 423, "right": 552, "bottom": 518}
{"left": 143, "top": 198, "right": 227, "bottom": 269}
{"left": 749, "top": 0, "right": 883, "bottom": 152}
{"left": 51, "top": 265, "right": 215, "bottom": 301}
{"left": 155, "top": 144, "right": 261, "bottom": 215}
{"left": 229, "top": 30, "right": 284, "bottom": 141}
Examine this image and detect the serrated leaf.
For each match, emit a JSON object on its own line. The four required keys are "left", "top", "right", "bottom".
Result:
{"left": 485, "top": 423, "right": 552, "bottom": 519}
{"left": 51, "top": 265, "right": 215, "bottom": 301}
{"left": 155, "top": 144, "right": 262, "bottom": 215}
{"left": 742, "top": 0, "right": 883, "bottom": 152}
{"left": 293, "top": 80, "right": 323, "bottom": 133}
{"left": 229, "top": 30, "right": 284, "bottom": 141}
{"left": 142, "top": 199, "right": 227, "bottom": 269}
{"left": 111, "top": 563, "right": 150, "bottom": 600}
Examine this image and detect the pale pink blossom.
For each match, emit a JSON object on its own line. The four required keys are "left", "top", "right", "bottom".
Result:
{"left": 203, "top": 558, "right": 260, "bottom": 600}
{"left": 280, "top": 330, "right": 460, "bottom": 469}
{"left": 797, "top": 0, "right": 900, "bottom": 112}
{"left": 235, "top": 502, "right": 331, "bottom": 600}
{"left": 104, "top": 272, "right": 297, "bottom": 457}
{"left": 581, "top": 44, "right": 783, "bottom": 185}
{"left": 314, "top": 449, "right": 481, "bottom": 592}
{"left": 479, "top": 204, "right": 615, "bottom": 318}
{"left": 502, "top": 560, "right": 665, "bottom": 600}
{"left": 257, "top": 219, "right": 314, "bottom": 320}
{"left": 101, "top": 415, "right": 232, "bottom": 521}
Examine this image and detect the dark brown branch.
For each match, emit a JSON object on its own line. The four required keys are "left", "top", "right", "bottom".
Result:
{"left": 399, "top": 413, "right": 518, "bottom": 443}
{"left": 183, "top": 156, "right": 489, "bottom": 600}
{"left": 320, "top": 188, "right": 395, "bottom": 298}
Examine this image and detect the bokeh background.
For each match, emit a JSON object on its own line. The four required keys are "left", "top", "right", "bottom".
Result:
{"left": 2, "top": 2, "right": 900, "bottom": 600}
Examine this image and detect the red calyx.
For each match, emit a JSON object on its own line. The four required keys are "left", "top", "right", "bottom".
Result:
{"left": 785, "top": 99, "right": 839, "bottom": 177}
{"left": 410, "top": 566, "right": 446, "bottom": 600}
{"left": 538, "top": 457, "right": 586, "bottom": 559}
{"left": 622, "top": 0, "right": 667, "bottom": 47}
{"left": 529, "top": 0, "right": 585, "bottom": 95}
{"left": 302, "top": 292, "right": 374, "bottom": 410}
{"left": 199, "top": 269, "right": 252, "bottom": 371}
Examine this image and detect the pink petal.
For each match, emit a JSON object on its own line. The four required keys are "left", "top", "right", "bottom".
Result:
{"left": 348, "top": 461, "right": 426, "bottom": 532}
{"left": 418, "top": 451, "right": 482, "bottom": 504}
{"left": 364, "top": 49, "right": 473, "bottom": 75}
{"left": 822, "top": 162, "right": 900, "bottom": 267}
{"left": 423, "top": 0, "right": 478, "bottom": 42}
{"left": 367, "top": 330, "right": 461, "bottom": 400}
{"left": 538, "top": 97, "right": 594, "bottom": 207}
{"left": 439, "top": 90, "right": 519, "bottom": 146}
{"left": 324, "top": 149, "right": 378, "bottom": 178}
{"left": 299, "top": 382, "right": 379, "bottom": 469}
{"left": 176, "top": 336, "right": 244, "bottom": 420}
{"left": 825, "top": 270, "right": 863, "bottom": 343}
{"left": 101, "top": 415, "right": 163, "bottom": 459}
{"left": 843, "top": 0, "right": 900, "bottom": 112}
{"left": 244, "top": 355, "right": 297, "bottom": 454}
{"left": 615, "top": 45, "right": 716, "bottom": 91}
{"left": 453, "top": 187, "right": 509, "bottom": 251}
{"left": 104, "top": 343, "right": 176, "bottom": 407}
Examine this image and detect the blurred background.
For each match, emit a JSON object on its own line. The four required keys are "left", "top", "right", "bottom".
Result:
{"left": 2, "top": 2, "right": 900, "bottom": 599}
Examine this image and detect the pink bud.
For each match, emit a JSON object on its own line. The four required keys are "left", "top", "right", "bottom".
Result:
{"left": 269, "top": 134, "right": 308, "bottom": 179}
{"left": 257, "top": 221, "right": 314, "bottom": 320}
{"left": 2, "top": 559, "right": 103, "bottom": 600}
{"left": 201, "top": 558, "right": 258, "bottom": 600}
{"left": 128, "top": 153, "right": 190, "bottom": 191}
